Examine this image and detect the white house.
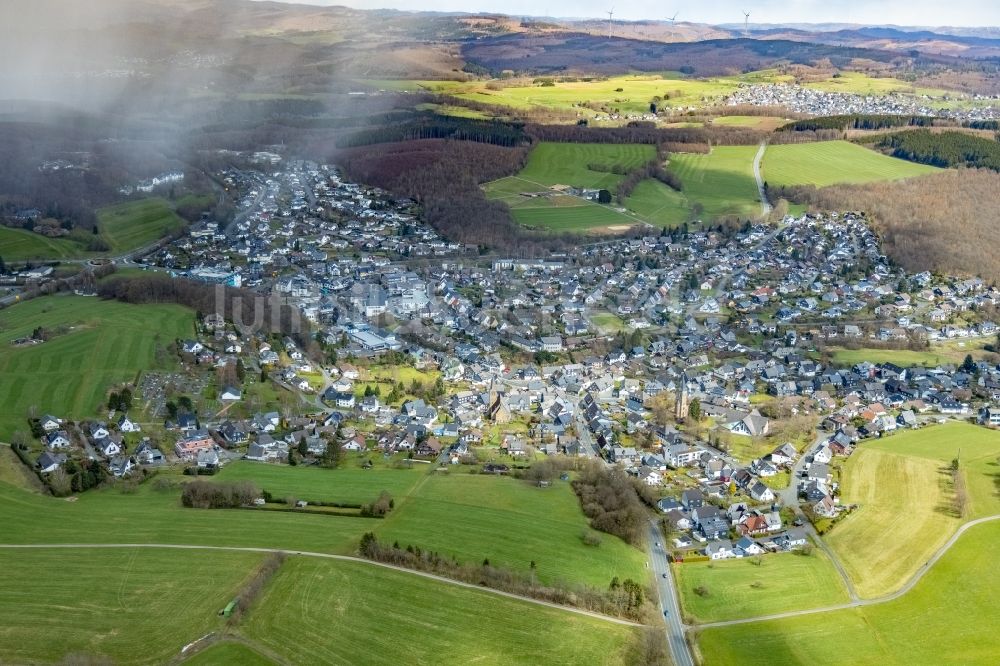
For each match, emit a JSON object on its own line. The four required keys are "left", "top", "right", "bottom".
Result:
{"left": 117, "top": 415, "right": 141, "bottom": 433}
{"left": 220, "top": 386, "right": 242, "bottom": 401}
{"left": 813, "top": 445, "right": 833, "bottom": 464}
{"left": 705, "top": 539, "right": 735, "bottom": 560}
{"left": 46, "top": 430, "right": 71, "bottom": 449}
{"left": 98, "top": 438, "right": 122, "bottom": 458}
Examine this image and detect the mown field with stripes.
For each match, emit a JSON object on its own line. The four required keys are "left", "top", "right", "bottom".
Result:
{"left": 0, "top": 295, "right": 194, "bottom": 439}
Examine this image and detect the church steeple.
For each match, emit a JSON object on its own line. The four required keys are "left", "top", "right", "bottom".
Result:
{"left": 675, "top": 370, "right": 690, "bottom": 421}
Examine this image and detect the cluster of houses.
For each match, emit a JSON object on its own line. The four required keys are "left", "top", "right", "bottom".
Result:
{"left": 726, "top": 82, "right": 1000, "bottom": 122}
{"left": 35, "top": 412, "right": 153, "bottom": 479}
{"left": 659, "top": 489, "right": 808, "bottom": 559}
{"left": 21, "top": 161, "right": 1000, "bottom": 559}
{"left": 143, "top": 160, "right": 462, "bottom": 298}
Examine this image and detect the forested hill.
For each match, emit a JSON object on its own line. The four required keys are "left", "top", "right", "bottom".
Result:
{"left": 874, "top": 130, "right": 1000, "bottom": 171}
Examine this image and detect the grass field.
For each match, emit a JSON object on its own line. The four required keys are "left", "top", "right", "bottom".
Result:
{"left": 712, "top": 115, "right": 791, "bottom": 130}
{"left": 0, "top": 295, "right": 195, "bottom": 440}
{"left": 443, "top": 74, "right": 742, "bottom": 115}
{"left": 486, "top": 142, "right": 766, "bottom": 231}
{"left": 825, "top": 422, "right": 1000, "bottom": 598}
{"left": 216, "top": 460, "right": 426, "bottom": 505}
{"left": 674, "top": 550, "right": 850, "bottom": 623}
{"left": 0, "top": 478, "right": 378, "bottom": 553}
{"left": 374, "top": 472, "right": 648, "bottom": 587}
{"left": 1, "top": 198, "right": 188, "bottom": 262}
{"left": 804, "top": 72, "right": 955, "bottom": 98}
{"left": 0, "top": 547, "right": 263, "bottom": 665}
{"left": 591, "top": 312, "right": 628, "bottom": 333}
{"left": 829, "top": 341, "right": 992, "bottom": 368}
{"left": 97, "top": 198, "right": 187, "bottom": 254}
{"left": 0, "top": 226, "right": 87, "bottom": 262}
{"left": 623, "top": 178, "right": 692, "bottom": 226}
{"left": 484, "top": 142, "right": 658, "bottom": 231}
{"left": 0, "top": 444, "right": 45, "bottom": 492}
{"left": 697, "top": 519, "right": 1000, "bottom": 665}
{"left": 667, "top": 146, "right": 763, "bottom": 218}
{"left": 184, "top": 642, "right": 276, "bottom": 665}
{"left": 511, "top": 142, "right": 656, "bottom": 190}
{"left": 243, "top": 556, "right": 642, "bottom": 665}
{"left": 761, "top": 141, "right": 941, "bottom": 188}
{"left": 0, "top": 464, "right": 646, "bottom": 589}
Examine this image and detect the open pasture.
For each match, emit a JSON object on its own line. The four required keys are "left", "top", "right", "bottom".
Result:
{"left": 243, "top": 556, "right": 643, "bottom": 665}
{"left": 0, "top": 547, "right": 263, "bottom": 665}
{"left": 697, "top": 519, "right": 1000, "bottom": 665}
{"left": 674, "top": 550, "right": 850, "bottom": 623}
{"left": 0, "top": 295, "right": 195, "bottom": 440}
{"left": 825, "top": 422, "right": 1000, "bottom": 598}
{"left": 761, "top": 140, "right": 941, "bottom": 188}
{"left": 97, "top": 197, "right": 187, "bottom": 254}
{"left": 374, "top": 472, "right": 648, "bottom": 587}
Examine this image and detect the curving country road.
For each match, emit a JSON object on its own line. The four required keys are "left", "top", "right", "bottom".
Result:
{"left": 696, "top": 513, "right": 1000, "bottom": 629}
{"left": 752, "top": 141, "right": 772, "bottom": 218}
{"left": 0, "top": 542, "right": 644, "bottom": 628}
{"left": 648, "top": 521, "right": 695, "bottom": 666}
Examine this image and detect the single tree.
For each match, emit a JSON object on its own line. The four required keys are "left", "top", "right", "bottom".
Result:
{"left": 688, "top": 398, "right": 702, "bottom": 421}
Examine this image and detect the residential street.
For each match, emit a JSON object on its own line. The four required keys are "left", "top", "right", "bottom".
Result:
{"left": 779, "top": 430, "right": 859, "bottom": 601}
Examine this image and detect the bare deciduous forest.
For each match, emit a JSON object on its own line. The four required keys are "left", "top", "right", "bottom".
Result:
{"left": 774, "top": 169, "right": 1000, "bottom": 282}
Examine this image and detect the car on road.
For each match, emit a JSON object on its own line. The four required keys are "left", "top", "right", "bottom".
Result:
{"left": 662, "top": 573, "right": 668, "bottom": 579}
{"left": 663, "top": 610, "right": 669, "bottom": 616}
{"left": 793, "top": 517, "right": 804, "bottom": 527}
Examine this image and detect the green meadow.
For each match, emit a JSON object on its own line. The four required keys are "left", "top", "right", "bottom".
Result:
{"left": 0, "top": 295, "right": 195, "bottom": 440}
{"left": 761, "top": 141, "right": 940, "bottom": 188}
{"left": 97, "top": 197, "right": 188, "bottom": 254}
{"left": 675, "top": 550, "right": 850, "bottom": 623}
{"left": 825, "top": 422, "right": 1000, "bottom": 598}
{"left": 0, "top": 547, "right": 263, "bottom": 665}
{"left": 697, "top": 519, "right": 1000, "bottom": 665}
{"left": 243, "top": 557, "right": 643, "bottom": 665}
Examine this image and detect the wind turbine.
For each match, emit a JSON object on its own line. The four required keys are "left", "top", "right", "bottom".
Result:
{"left": 606, "top": 7, "right": 614, "bottom": 39}
{"left": 743, "top": 11, "right": 751, "bottom": 38}
{"left": 667, "top": 11, "right": 678, "bottom": 23}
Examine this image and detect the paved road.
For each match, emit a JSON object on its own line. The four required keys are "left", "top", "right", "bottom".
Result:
{"left": 574, "top": 411, "right": 601, "bottom": 458}
{"left": 752, "top": 141, "right": 772, "bottom": 218}
{"left": 0, "top": 542, "right": 643, "bottom": 628}
{"left": 779, "top": 431, "right": 859, "bottom": 601}
{"left": 697, "top": 512, "right": 1000, "bottom": 629}
{"left": 226, "top": 179, "right": 267, "bottom": 239}
{"left": 648, "top": 521, "right": 695, "bottom": 666}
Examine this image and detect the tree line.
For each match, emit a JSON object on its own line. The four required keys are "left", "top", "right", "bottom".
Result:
{"left": 616, "top": 157, "right": 684, "bottom": 204}
{"left": 779, "top": 114, "right": 938, "bottom": 132}
{"left": 338, "top": 138, "right": 579, "bottom": 253}
{"left": 181, "top": 479, "right": 260, "bottom": 508}
{"left": 357, "top": 532, "right": 657, "bottom": 622}
{"left": 525, "top": 122, "right": 767, "bottom": 146}
{"left": 337, "top": 115, "right": 529, "bottom": 149}
{"left": 874, "top": 129, "right": 1000, "bottom": 171}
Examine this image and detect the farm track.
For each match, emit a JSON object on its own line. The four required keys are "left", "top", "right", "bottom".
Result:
{"left": 694, "top": 512, "right": 1000, "bottom": 629}
{"left": 753, "top": 141, "right": 771, "bottom": 217}
{"left": 0, "top": 542, "right": 645, "bottom": 628}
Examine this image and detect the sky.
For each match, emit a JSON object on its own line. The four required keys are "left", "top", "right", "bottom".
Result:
{"left": 277, "top": 0, "right": 1000, "bottom": 28}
